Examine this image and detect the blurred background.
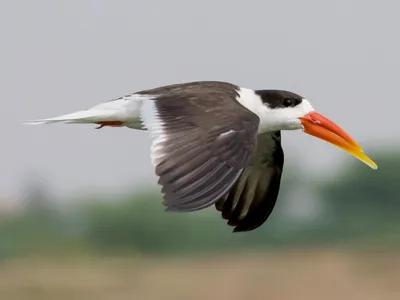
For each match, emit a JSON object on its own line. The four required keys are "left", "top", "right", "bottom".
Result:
{"left": 1, "top": 0, "right": 399, "bottom": 299}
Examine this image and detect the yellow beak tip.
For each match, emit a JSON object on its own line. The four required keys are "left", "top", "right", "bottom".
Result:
{"left": 349, "top": 148, "right": 378, "bottom": 170}
{"left": 363, "top": 158, "right": 378, "bottom": 170}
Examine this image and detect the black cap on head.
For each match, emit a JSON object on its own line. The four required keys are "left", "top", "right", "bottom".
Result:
{"left": 255, "top": 90, "right": 303, "bottom": 109}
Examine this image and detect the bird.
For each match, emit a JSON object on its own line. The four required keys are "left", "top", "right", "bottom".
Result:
{"left": 25, "top": 81, "right": 377, "bottom": 232}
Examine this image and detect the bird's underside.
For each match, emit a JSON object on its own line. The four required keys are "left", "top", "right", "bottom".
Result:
{"left": 25, "top": 81, "right": 286, "bottom": 232}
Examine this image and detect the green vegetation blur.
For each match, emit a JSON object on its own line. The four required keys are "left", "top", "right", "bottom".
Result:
{"left": 1, "top": 149, "right": 399, "bottom": 260}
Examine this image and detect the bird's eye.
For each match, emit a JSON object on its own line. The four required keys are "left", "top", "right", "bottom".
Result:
{"left": 283, "top": 98, "right": 293, "bottom": 107}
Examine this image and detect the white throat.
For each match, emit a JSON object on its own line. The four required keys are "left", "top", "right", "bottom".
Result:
{"left": 236, "top": 88, "right": 314, "bottom": 133}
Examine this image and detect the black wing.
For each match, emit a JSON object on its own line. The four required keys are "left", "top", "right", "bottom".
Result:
{"left": 139, "top": 82, "right": 260, "bottom": 212}
{"left": 215, "top": 131, "right": 284, "bottom": 232}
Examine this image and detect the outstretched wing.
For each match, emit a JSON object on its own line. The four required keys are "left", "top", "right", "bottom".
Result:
{"left": 139, "top": 82, "right": 260, "bottom": 212}
{"left": 215, "top": 131, "right": 284, "bottom": 232}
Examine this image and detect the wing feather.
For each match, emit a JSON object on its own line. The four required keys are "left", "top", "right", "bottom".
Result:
{"left": 139, "top": 84, "right": 260, "bottom": 212}
{"left": 215, "top": 131, "right": 284, "bottom": 232}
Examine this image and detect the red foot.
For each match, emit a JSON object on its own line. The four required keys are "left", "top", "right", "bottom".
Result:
{"left": 95, "top": 121, "right": 124, "bottom": 129}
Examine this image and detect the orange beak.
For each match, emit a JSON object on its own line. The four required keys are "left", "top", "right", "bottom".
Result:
{"left": 299, "top": 111, "right": 377, "bottom": 169}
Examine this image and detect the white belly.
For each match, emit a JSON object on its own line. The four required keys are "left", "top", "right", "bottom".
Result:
{"left": 93, "top": 94, "right": 149, "bottom": 130}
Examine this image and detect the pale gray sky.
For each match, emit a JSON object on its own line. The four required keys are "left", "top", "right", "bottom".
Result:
{"left": 0, "top": 0, "right": 398, "bottom": 201}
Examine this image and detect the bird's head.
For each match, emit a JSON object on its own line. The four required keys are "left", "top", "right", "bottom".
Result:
{"left": 254, "top": 89, "right": 377, "bottom": 170}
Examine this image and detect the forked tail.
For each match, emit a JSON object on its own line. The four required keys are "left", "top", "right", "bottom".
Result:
{"left": 24, "top": 108, "right": 126, "bottom": 126}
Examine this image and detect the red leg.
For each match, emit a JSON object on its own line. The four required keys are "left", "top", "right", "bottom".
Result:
{"left": 95, "top": 121, "right": 124, "bottom": 129}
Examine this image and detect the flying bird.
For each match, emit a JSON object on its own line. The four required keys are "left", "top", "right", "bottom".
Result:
{"left": 25, "top": 81, "right": 377, "bottom": 232}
